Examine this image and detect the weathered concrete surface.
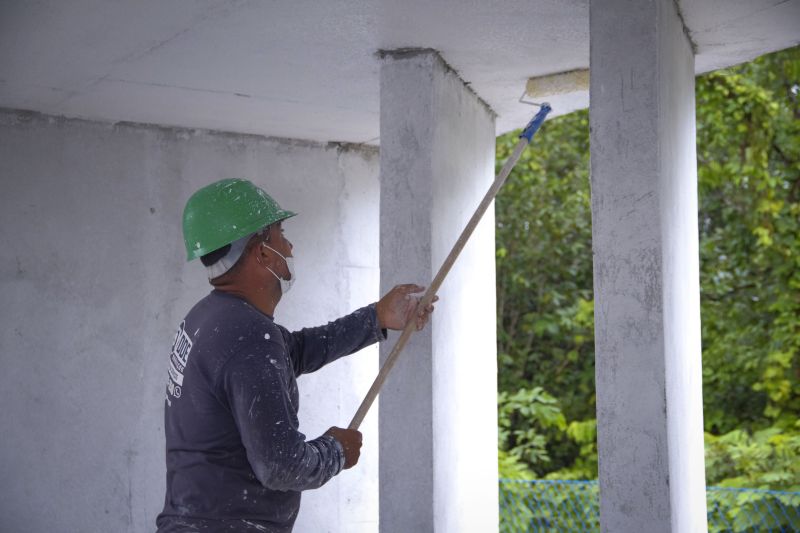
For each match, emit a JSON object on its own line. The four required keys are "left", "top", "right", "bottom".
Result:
{"left": 2, "top": 1, "right": 795, "bottom": 144}
{"left": 378, "top": 50, "right": 499, "bottom": 533}
{"left": 590, "top": 0, "right": 708, "bottom": 532}
{"left": 0, "top": 108, "right": 379, "bottom": 532}
{"left": 684, "top": 0, "right": 800, "bottom": 74}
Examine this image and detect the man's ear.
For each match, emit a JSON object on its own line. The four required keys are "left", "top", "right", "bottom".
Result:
{"left": 254, "top": 236, "right": 276, "bottom": 269}
{"left": 254, "top": 239, "right": 267, "bottom": 264}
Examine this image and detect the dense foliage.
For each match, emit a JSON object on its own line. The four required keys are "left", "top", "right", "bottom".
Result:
{"left": 496, "top": 46, "right": 800, "bottom": 490}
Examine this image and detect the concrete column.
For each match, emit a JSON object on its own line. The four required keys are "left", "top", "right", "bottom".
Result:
{"left": 378, "top": 50, "right": 498, "bottom": 532}
{"left": 590, "top": 1, "right": 708, "bottom": 532}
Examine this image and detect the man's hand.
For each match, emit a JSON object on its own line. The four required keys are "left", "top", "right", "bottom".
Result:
{"left": 324, "top": 427, "right": 362, "bottom": 470}
{"left": 376, "top": 284, "right": 438, "bottom": 331}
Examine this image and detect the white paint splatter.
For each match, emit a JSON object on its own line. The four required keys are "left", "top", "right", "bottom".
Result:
{"left": 242, "top": 520, "right": 269, "bottom": 532}
{"left": 248, "top": 395, "right": 260, "bottom": 418}
{"left": 264, "top": 333, "right": 270, "bottom": 340}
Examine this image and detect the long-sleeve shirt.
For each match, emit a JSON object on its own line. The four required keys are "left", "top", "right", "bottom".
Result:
{"left": 156, "top": 290, "right": 384, "bottom": 532}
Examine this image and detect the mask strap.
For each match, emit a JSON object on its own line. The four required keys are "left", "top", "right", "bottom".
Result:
{"left": 259, "top": 243, "right": 289, "bottom": 281}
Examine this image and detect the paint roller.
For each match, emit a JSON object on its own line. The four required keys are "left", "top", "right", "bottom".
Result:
{"left": 521, "top": 69, "right": 589, "bottom": 105}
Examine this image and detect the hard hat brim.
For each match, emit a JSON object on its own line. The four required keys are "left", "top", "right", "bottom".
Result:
{"left": 186, "top": 209, "right": 296, "bottom": 261}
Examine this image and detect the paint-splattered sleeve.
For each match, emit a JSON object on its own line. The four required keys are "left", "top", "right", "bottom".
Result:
{"left": 282, "top": 303, "right": 386, "bottom": 376}
{"left": 220, "top": 341, "right": 345, "bottom": 492}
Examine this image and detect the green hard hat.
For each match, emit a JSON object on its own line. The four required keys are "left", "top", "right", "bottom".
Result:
{"left": 182, "top": 178, "right": 297, "bottom": 261}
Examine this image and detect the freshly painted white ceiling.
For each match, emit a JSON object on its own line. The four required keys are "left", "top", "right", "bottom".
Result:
{"left": 1, "top": 0, "right": 797, "bottom": 144}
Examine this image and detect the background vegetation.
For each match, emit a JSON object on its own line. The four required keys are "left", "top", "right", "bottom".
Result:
{"left": 496, "top": 46, "right": 799, "bottom": 490}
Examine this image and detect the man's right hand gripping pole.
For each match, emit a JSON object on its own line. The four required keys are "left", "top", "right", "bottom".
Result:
{"left": 325, "top": 426, "right": 363, "bottom": 469}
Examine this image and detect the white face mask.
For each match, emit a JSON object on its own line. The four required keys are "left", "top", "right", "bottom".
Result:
{"left": 261, "top": 243, "right": 295, "bottom": 294}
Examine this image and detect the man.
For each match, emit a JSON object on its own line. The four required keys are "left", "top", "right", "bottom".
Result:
{"left": 157, "top": 178, "right": 435, "bottom": 532}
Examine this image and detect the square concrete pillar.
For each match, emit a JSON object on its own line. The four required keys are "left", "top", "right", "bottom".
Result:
{"left": 590, "top": 1, "right": 708, "bottom": 531}
{"left": 378, "top": 49, "right": 498, "bottom": 532}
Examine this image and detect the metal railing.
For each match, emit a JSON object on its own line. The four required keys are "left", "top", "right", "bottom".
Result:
{"left": 499, "top": 479, "right": 800, "bottom": 532}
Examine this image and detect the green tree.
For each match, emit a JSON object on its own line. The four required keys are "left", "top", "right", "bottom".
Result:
{"left": 495, "top": 106, "right": 594, "bottom": 474}
{"left": 498, "top": 386, "right": 566, "bottom": 473}
{"left": 496, "top": 45, "right": 800, "bottom": 488}
{"left": 696, "top": 50, "right": 800, "bottom": 437}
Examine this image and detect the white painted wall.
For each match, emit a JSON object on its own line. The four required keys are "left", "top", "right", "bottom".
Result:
{"left": 430, "top": 57, "right": 500, "bottom": 533}
{"left": 658, "top": 4, "right": 708, "bottom": 529}
{"left": 0, "top": 108, "right": 380, "bottom": 533}
{"left": 378, "top": 50, "right": 499, "bottom": 533}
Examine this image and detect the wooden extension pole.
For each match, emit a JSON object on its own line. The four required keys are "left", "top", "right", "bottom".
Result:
{"left": 348, "top": 104, "right": 552, "bottom": 430}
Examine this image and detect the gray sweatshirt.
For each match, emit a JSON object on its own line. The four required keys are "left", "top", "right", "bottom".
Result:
{"left": 156, "top": 290, "right": 384, "bottom": 532}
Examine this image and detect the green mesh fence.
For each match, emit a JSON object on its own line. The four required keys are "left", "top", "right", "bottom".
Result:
{"left": 499, "top": 479, "right": 800, "bottom": 532}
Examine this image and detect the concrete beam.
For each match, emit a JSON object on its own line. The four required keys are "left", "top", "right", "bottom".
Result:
{"left": 378, "top": 49, "right": 498, "bottom": 532}
{"left": 590, "top": 0, "right": 708, "bottom": 531}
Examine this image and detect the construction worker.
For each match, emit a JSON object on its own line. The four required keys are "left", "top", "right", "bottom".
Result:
{"left": 156, "top": 178, "right": 435, "bottom": 532}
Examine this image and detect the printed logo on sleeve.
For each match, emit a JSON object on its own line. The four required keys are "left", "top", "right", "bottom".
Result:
{"left": 167, "top": 320, "right": 193, "bottom": 401}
